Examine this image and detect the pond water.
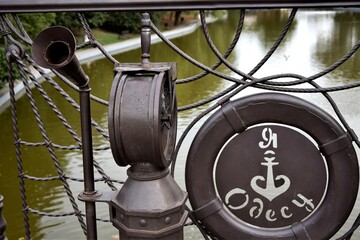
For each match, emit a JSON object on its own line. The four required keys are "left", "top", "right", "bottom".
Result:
{"left": 1, "top": 9, "right": 360, "bottom": 239}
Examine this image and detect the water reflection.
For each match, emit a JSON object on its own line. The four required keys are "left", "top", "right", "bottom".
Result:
{"left": 245, "top": 9, "right": 297, "bottom": 49}
{"left": 0, "top": 9, "right": 360, "bottom": 239}
{"left": 315, "top": 11, "right": 360, "bottom": 82}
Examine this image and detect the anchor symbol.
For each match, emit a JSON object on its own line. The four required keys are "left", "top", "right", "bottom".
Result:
{"left": 251, "top": 150, "right": 291, "bottom": 202}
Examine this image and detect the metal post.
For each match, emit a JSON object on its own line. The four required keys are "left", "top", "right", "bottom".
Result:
{"left": 31, "top": 26, "right": 97, "bottom": 239}
{"left": 79, "top": 85, "right": 97, "bottom": 240}
{"left": 105, "top": 14, "right": 187, "bottom": 238}
{"left": 0, "top": 195, "right": 7, "bottom": 240}
{"left": 110, "top": 165, "right": 188, "bottom": 240}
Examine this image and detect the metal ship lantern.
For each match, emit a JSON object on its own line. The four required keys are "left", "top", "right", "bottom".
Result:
{"left": 107, "top": 13, "right": 188, "bottom": 240}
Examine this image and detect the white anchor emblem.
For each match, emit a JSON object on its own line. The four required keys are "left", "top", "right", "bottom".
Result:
{"left": 251, "top": 128, "right": 291, "bottom": 202}
{"left": 251, "top": 150, "right": 291, "bottom": 201}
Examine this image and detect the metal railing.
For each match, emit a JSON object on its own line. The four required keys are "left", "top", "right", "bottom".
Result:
{"left": 0, "top": 0, "right": 360, "bottom": 12}
{"left": 1, "top": 1, "right": 360, "bottom": 240}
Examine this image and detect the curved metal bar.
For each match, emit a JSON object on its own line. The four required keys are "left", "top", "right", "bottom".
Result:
{"left": 177, "top": 9, "right": 245, "bottom": 84}
{"left": 152, "top": 19, "right": 360, "bottom": 95}
{"left": 0, "top": 0, "right": 359, "bottom": 13}
{"left": 178, "top": 8, "right": 297, "bottom": 111}
{"left": 1, "top": 14, "right": 32, "bottom": 45}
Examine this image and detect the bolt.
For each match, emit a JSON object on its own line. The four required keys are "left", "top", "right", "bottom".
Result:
{"left": 164, "top": 217, "right": 171, "bottom": 225}
{"left": 139, "top": 219, "right": 147, "bottom": 227}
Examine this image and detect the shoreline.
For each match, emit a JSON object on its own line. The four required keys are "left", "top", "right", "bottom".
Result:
{"left": 0, "top": 19, "right": 205, "bottom": 113}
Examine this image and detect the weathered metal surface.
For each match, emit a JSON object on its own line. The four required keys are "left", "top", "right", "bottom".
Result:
{"left": 110, "top": 165, "right": 188, "bottom": 240}
{"left": 108, "top": 63, "right": 177, "bottom": 168}
{"left": 216, "top": 125, "right": 327, "bottom": 229}
{"left": 32, "top": 26, "right": 89, "bottom": 87}
{"left": 0, "top": 195, "right": 7, "bottom": 240}
{"left": 32, "top": 27, "right": 98, "bottom": 239}
{"left": 185, "top": 93, "right": 359, "bottom": 239}
{"left": 0, "top": 0, "right": 360, "bottom": 13}
{"left": 2, "top": 3, "right": 360, "bottom": 240}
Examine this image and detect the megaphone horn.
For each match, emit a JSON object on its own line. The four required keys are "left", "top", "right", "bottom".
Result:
{"left": 32, "top": 26, "right": 89, "bottom": 87}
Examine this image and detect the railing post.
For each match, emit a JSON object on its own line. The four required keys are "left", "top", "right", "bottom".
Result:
{"left": 0, "top": 195, "right": 7, "bottom": 240}
{"left": 110, "top": 165, "right": 188, "bottom": 240}
{"left": 105, "top": 13, "right": 188, "bottom": 239}
{"left": 78, "top": 84, "right": 98, "bottom": 239}
{"left": 32, "top": 26, "right": 97, "bottom": 239}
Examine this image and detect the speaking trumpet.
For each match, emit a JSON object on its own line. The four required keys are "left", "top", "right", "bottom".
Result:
{"left": 32, "top": 26, "right": 89, "bottom": 87}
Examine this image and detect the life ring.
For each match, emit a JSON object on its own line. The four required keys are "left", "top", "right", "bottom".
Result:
{"left": 185, "top": 93, "right": 358, "bottom": 239}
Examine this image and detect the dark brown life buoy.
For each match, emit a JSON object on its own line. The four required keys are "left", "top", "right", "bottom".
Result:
{"left": 186, "top": 93, "right": 358, "bottom": 239}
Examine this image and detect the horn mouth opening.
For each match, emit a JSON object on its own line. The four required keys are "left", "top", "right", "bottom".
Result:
{"left": 31, "top": 26, "right": 89, "bottom": 87}
{"left": 32, "top": 26, "right": 76, "bottom": 69}
{"left": 45, "top": 40, "right": 72, "bottom": 67}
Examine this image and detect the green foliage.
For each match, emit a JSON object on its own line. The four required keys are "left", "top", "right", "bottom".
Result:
{"left": 55, "top": 13, "right": 82, "bottom": 31}
{"left": 0, "top": 11, "right": 165, "bottom": 89}
{"left": 18, "top": 13, "right": 56, "bottom": 38}
{"left": 0, "top": 13, "right": 55, "bottom": 88}
{"left": 92, "top": 29, "right": 124, "bottom": 45}
{"left": 207, "top": 10, "right": 228, "bottom": 19}
{"left": 84, "top": 12, "right": 108, "bottom": 28}
{"left": 0, "top": 48, "right": 8, "bottom": 89}
{"left": 101, "top": 12, "right": 142, "bottom": 33}
{"left": 53, "top": 12, "right": 163, "bottom": 34}
{"left": 94, "top": 12, "right": 163, "bottom": 34}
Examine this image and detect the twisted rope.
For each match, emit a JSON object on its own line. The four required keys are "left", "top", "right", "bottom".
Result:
{"left": 13, "top": 51, "right": 88, "bottom": 236}
{"left": 1, "top": 16, "right": 32, "bottom": 239}
{"left": 25, "top": 54, "right": 117, "bottom": 190}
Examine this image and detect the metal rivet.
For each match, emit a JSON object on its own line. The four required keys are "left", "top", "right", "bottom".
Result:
{"left": 139, "top": 219, "right": 147, "bottom": 227}
{"left": 164, "top": 217, "right": 171, "bottom": 225}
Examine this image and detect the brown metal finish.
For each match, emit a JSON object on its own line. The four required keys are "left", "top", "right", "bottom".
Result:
{"left": 108, "top": 63, "right": 177, "bottom": 168}
{"left": 215, "top": 125, "right": 327, "bottom": 228}
{"left": 110, "top": 165, "right": 188, "bottom": 240}
{"left": 0, "top": 195, "right": 7, "bottom": 240}
{"left": 32, "top": 26, "right": 89, "bottom": 87}
{"left": 31, "top": 27, "right": 97, "bottom": 239}
{"left": 185, "top": 93, "right": 359, "bottom": 239}
{"left": 105, "top": 61, "right": 185, "bottom": 237}
{"left": 3, "top": 3, "right": 358, "bottom": 240}
{"left": 105, "top": 13, "right": 186, "bottom": 238}
{"left": 78, "top": 87, "right": 98, "bottom": 239}
{"left": 0, "top": 0, "right": 360, "bottom": 13}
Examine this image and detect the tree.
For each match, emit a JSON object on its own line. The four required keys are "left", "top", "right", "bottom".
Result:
{"left": 55, "top": 13, "right": 82, "bottom": 32}
{"left": 0, "top": 11, "right": 164, "bottom": 88}
{"left": 0, "top": 13, "right": 56, "bottom": 87}
{"left": 100, "top": 12, "right": 163, "bottom": 34}
{"left": 174, "top": 11, "right": 182, "bottom": 26}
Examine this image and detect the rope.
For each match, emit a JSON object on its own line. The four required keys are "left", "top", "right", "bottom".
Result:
{"left": 171, "top": 8, "right": 297, "bottom": 173}
{"left": 5, "top": 32, "right": 32, "bottom": 240}
{"left": 14, "top": 51, "right": 88, "bottom": 236}
{"left": 25, "top": 54, "right": 117, "bottom": 190}
{"left": 176, "top": 9, "right": 245, "bottom": 84}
